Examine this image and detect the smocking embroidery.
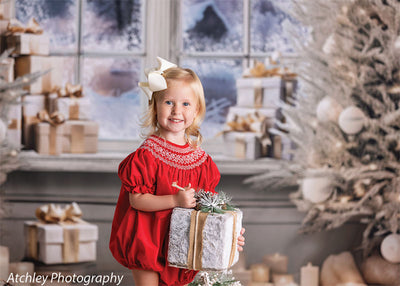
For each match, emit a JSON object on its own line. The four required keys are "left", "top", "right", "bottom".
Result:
{"left": 140, "top": 136, "right": 208, "bottom": 170}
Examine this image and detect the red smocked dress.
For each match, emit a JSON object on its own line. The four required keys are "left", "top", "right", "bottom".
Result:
{"left": 109, "top": 135, "right": 221, "bottom": 286}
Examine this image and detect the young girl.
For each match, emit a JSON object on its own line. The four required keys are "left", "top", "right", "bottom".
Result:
{"left": 109, "top": 58, "right": 245, "bottom": 286}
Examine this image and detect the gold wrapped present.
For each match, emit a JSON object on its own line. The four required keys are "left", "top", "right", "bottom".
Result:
{"left": 15, "top": 56, "right": 63, "bottom": 93}
{"left": 24, "top": 203, "right": 98, "bottom": 265}
{"left": 62, "top": 120, "right": 99, "bottom": 154}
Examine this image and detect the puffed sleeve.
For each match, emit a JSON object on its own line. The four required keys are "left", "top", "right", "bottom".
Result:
{"left": 118, "top": 148, "right": 158, "bottom": 194}
{"left": 199, "top": 155, "right": 221, "bottom": 194}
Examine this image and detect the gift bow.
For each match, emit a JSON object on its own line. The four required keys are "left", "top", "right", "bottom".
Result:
{"left": 6, "top": 17, "right": 43, "bottom": 35}
{"left": 37, "top": 110, "right": 65, "bottom": 126}
{"left": 55, "top": 83, "right": 83, "bottom": 98}
{"left": 138, "top": 57, "right": 177, "bottom": 101}
{"left": 244, "top": 61, "right": 297, "bottom": 78}
{"left": 35, "top": 202, "right": 83, "bottom": 223}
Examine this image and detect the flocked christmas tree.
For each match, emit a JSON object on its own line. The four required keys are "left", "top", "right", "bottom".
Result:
{"left": 246, "top": 0, "right": 400, "bottom": 261}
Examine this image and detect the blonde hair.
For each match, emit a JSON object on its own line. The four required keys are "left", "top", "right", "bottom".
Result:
{"left": 141, "top": 67, "right": 206, "bottom": 147}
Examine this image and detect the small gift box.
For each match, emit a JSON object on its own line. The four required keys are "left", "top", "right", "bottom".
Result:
{"left": 34, "top": 110, "right": 65, "bottom": 155}
{"left": 6, "top": 97, "right": 21, "bottom": 147}
{"left": 24, "top": 203, "right": 98, "bottom": 265}
{"left": 22, "top": 94, "right": 46, "bottom": 149}
{"left": 223, "top": 131, "right": 267, "bottom": 160}
{"left": 168, "top": 189, "right": 242, "bottom": 271}
{"left": 0, "top": 56, "right": 13, "bottom": 82}
{"left": 62, "top": 120, "right": 99, "bottom": 153}
{"left": 236, "top": 76, "right": 283, "bottom": 108}
{"left": 50, "top": 83, "right": 91, "bottom": 120}
{"left": 6, "top": 33, "right": 49, "bottom": 55}
{"left": 226, "top": 106, "right": 276, "bottom": 129}
{"left": 15, "top": 56, "right": 63, "bottom": 94}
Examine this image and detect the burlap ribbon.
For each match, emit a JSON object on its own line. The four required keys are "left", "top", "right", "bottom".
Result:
{"left": 244, "top": 60, "right": 297, "bottom": 79}
{"left": 55, "top": 83, "right": 84, "bottom": 120}
{"left": 27, "top": 202, "right": 84, "bottom": 263}
{"left": 6, "top": 17, "right": 43, "bottom": 35}
{"left": 8, "top": 119, "right": 21, "bottom": 130}
{"left": 37, "top": 110, "right": 65, "bottom": 155}
{"left": 187, "top": 210, "right": 238, "bottom": 270}
{"left": 70, "top": 124, "right": 85, "bottom": 153}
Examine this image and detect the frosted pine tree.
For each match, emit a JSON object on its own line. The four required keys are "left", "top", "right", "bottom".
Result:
{"left": 246, "top": 0, "right": 400, "bottom": 256}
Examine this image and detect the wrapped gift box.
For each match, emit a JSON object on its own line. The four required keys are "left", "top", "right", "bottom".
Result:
{"left": 223, "top": 131, "right": 266, "bottom": 160}
{"left": 6, "top": 98, "right": 21, "bottom": 147}
{"left": 35, "top": 122, "right": 63, "bottom": 155}
{"left": 226, "top": 106, "right": 277, "bottom": 129}
{"left": 24, "top": 220, "right": 98, "bottom": 265}
{"left": 62, "top": 120, "right": 98, "bottom": 153}
{"left": 15, "top": 56, "right": 63, "bottom": 94}
{"left": 0, "top": 1, "right": 14, "bottom": 20}
{"left": 6, "top": 33, "right": 49, "bottom": 55}
{"left": 168, "top": 207, "right": 242, "bottom": 271}
{"left": 0, "top": 19, "right": 8, "bottom": 34}
{"left": 52, "top": 97, "right": 91, "bottom": 120}
{"left": 0, "top": 56, "right": 13, "bottom": 82}
{"left": 236, "top": 77, "right": 283, "bottom": 108}
{"left": 22, "top": 95, "right": 45, "bottom": 149}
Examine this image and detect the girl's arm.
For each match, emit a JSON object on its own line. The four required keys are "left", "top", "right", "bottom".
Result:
{"left": 129, "top": 186, "right": 196, "bottom": 212}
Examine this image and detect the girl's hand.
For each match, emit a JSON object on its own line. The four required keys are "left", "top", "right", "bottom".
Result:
{"left": 174, "top": 183, "right": 196, "bottom": 208}
{"left": 237, "top": 228, "right": 245, "bottom": 251}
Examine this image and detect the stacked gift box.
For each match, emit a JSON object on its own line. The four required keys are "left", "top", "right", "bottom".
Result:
{"left": 223, "top": 58, "right": 297, "bottom": 160}
{"left": 0, "top": 14, "right": 98, "bottom": 155}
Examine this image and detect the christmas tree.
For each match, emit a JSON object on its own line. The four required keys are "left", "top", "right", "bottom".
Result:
{"left": 0, "top": 49, "right": 43, "bottom": 221}
{"left": 246, "top": 0, "right": 400, "bottom": 258}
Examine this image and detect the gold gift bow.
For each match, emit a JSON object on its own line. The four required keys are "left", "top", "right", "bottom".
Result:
{"left": 54, "top": 83, "right": 84, "bottom": 120}
{"left": 6, "top": 17, "right": 43, "bottom": 35}
{"left": 35, "top": 202, "right": 83, "bottom": 223}
{"left": 245, "top": 61, "right": 297, "bottom": 78}
{"left": 187, "top": 210, "right": 238, "bottom": 270}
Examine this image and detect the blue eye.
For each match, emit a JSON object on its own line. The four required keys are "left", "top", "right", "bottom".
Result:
{"left": 183, "top": 102, "right": 190, "bottom": 106}
{"left": 165, "top": 101, "right": 173, "bottom": 105}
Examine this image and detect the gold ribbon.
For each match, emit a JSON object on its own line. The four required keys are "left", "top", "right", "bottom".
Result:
{"left": 70, "top": 124, "right": 85, "bottom": 153}
{"left": 187, "top": 210, "right": 238, "bottom": 270}
{"left": 6, "top": 18, "right": 43, "bottom": 35}
{"left": 36, "top": 110, "right": 65, "bottom": 155}
{"left": 8, "top": 119, "right": 21, "bottom": 130}
{"left": 35, "top": 202, "right": 83, "bottom": 223}
{"left": 244, "top": 60, "right": 297, "bottom": 78}
{"left": 69, "top": 99, "right": 80, "bottom": 120}
{"left": 56, "top": 83, "right": 83, "bottom": 98}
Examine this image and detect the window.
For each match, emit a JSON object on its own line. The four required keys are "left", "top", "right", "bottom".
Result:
{"left": 15, "top": 0, "right": 295, "bottom": 145}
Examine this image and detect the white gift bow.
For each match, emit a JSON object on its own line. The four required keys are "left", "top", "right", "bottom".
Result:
{"left": 138, "top": 57, "right": 177, "bottom": 101}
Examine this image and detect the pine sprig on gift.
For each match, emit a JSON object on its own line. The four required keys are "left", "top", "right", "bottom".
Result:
{"left": 189, "top": 271, "right": 242, "bottom": 286}
{"left": 195, "top": 190, "right": 236, "bottom": 214}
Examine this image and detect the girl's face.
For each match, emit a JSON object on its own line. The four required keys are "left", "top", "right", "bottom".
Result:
{"left": 156, "top": 80, "right": 198, "bottom": 143}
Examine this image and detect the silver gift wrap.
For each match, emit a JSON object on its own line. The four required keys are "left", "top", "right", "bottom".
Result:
{"left": 168, "top": 207, "right": 242, "bottom": 271}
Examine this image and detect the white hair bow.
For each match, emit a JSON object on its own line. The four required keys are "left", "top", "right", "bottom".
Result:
{"left": 138, "top": 57, "right": 177, "bottom": 101}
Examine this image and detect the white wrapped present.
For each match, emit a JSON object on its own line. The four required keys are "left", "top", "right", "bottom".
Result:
{"left": 15, "top": 56, "right": 63, "bottom": 94}
{"left": 22, "top": 95, "right": 46, "bottom": 149}
{"left": 0, "top": 0, "right": 14, "bottom": 20}
{"left": 6, "top": 33, "right": 49, "bottom": 55}
{"left": 223, "top": 131, "right": 267, "bottom": 160}
{"left": 53, "top": 97, "right": 91, "bottom": 120}
{"left": 168, "top": 206, "right": 242, "bottom": 271}
{"left": 6, "top": 97, "right": 21, "bottom": 147}
{"left": 24, "top": 221, "right": 98, "bottom": 264}
{"left": 0, "top": 56, "right": 13, "bottom": 82}
{"left": 236, "top": 76, "right": 283, "bottom": 108}
{"left": 226, "top": 106, "right": 277, "bottom": 129}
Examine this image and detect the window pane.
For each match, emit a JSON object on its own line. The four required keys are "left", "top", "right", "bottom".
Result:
{"left": 181, "top": 58, "right": 243, "bottom": 138}
{"left": 15, "top": 0, "right": 78, "bottom": 52}
{"left": 58, "top": 56, "right": 78, "bottom": 85}
{"left": 82, "top": 57, "right": 142, "bottom": 139}
{"left": 182, "top": 0, "right": 243, "bottom": 53}
{"left": 251, "top": 0, "right": 294, "bottom": 53}
{"left": 83, "top": 0, "right": 143, "bottom": 52}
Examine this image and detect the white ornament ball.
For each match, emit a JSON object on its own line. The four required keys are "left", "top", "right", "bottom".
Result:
{"left": 316, "top": 96, "right": 343, "bottom": 123}
{"left": 0, "top": 119, "right": 7, "bottom": 143}
{"left": 338, "top": 106, "right": 365, "bottom": 135}
{"left": 302, "top": 176, "right": 333, "bottom": 203}
{"left": 381, "top": 234, "right": 400, "bottom": 263}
